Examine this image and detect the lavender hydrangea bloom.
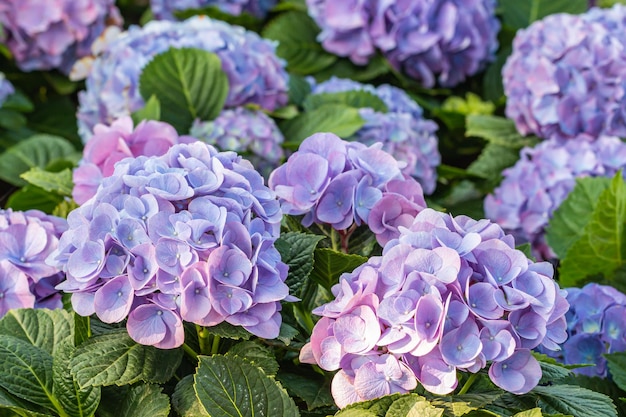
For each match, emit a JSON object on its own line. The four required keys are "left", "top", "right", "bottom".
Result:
{"left": 485, "top": 135, "right": 626, "bottom": 260}
{"left": 541, "top": 283, "right": 626, "bottom": 377}
{"left": 77, "top": 16, "right": 289, "bottom": 141}
{"left": 310, "top": 78, "right": 440, "bottom": 194}
{"left": 269, "top": 132, "right": 426, "bottom": 240}
{"left": 0, "top": 73, "right": 14, "bottom": 108}
{"left": 190, "top": 107, "right": 284, "bottom": 177}
{"left": 0, "top": 0, "right": 122, "bottom": 75}
{"left": 300, "top": 208, "right": 568, "bottom": 407}
{"left": 0, "top": 209, "right": 67, "bottom": 316}
{"left": 50, "top": 140, "right": 290, "bottom": 349}
{"left": 503, "top": 11, "right": 626, "bottom": 141}
{"left": 151, "top": 0, "right": 277, "bottom": 20}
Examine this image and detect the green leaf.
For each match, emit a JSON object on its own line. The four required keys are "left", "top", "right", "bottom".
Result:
{"left": 204, "top": 321, "right": 251, "bottom": 340}
{"left": 20, "top": 167, "right": 73, "bottom": 196}
{"left": 277, "top": 322, "right": 299, "bottom": 345}
{"left": 69, "top": 329, "right": 183, "bottom": 388}
{"left": 276, "top": 372, "right": 334, "bottom": 411}
{"left": 130, "top": 95, "right": 161, "bottom": 124}
{"left": 0, "top": 109, "right": 26, "bottom": 130}
{"left": 73, "top": 315, "right": 90, "bottom": 347}
{"left": 139, "top": 48, "right": 228, "bottom": 133}
{"left": 429, "top": 392, "right": 503, "bottom": 417}
{"left": 226, "top": 341, "right": 279, "bottom": 376}
{"left": 0, "top": 134, "right": 76, "bottom": 186}
{"left": 310, "top": 248, "right": 367, "bottom": 292}
{"left": 262, "top": 11, "right": 337, "bottom": 75}
{"left": 482, "top": 46, "right": 511, "bottom": 102}
{"left": 532, "top": 385, "right": 617, "bottom": 417}
{"left": 336, "top": 409, "right": 378, "bottom": 417}
{"left": 1, "top": 91, "right": 33, "bottom": 112}
{"left": 0, "top": 309, "right": 73, "bottom": 357}
{"left": 275, "top": 232, "right": 324, "bottom": 297}
{"left": 441, "top": 93, "right": 495, "bottom": 117}
{"left": 5, "top": 185, "right": 63, "bottom": 213}
{"left": 194, "top": 355, "right": 299, "bottom": 417}
{"left": 535, "top": 356, "right": 574, "bottom": 384}
{"left": 512, "top": 409, "right": 543, "bottom": 417}
{"left": 559, "top": 173, "right": 626, "bottom": 288}
{"left": 606, "top": 352, "right": 626, "bottom": 392}
{"left": 546, "top": 177, "right": 612, "bottom": 259}
{"left": 558, "top": 374, "right": 626, "bottom": 417}
{"left": 172, "top": 375, "right": 208, "bottom": 417}
{"left": 314, "top": 55, "right": 390, "bottom": 82}
{"left": 27, "top": 97, "right": 81, "bottom": 147}
{"left": 337, "top": 393, "right": 404, "bottom": 416}
{"left": 303, "top": 91, "right": 388, "bottom": 113}
{"left": 385, "top": 394, "right": 443, "bottom": 417}
{"left": 498, "top": 0, "right": 588, "bottom": 30}
{"left": 53, "top": 199, "right": 80, "bottom": 219}
{"left": 175, "top": 6, "right": 262, "bottom": 30}
{"left": 281, "top": 104, "right": 364, "bottom": 149}
{"left": 465, "top": 115, "right": 539, "bottom": 148}
{"left": 287, "top": 74, "right": 312, "bottom": 107}
{"left": 115, "top": 384, "right": 170, "bottom": 417}
{"left": 466, "top": 143, "right": 520, "bottom": 186}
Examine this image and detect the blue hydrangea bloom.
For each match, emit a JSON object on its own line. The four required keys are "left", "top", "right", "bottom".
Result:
{"left": 0, "top": 0, "right": 122, "bottom": 75}
{"left": 0, "top": 73, "right": 14, "bottom": 108}
{"left": 485, "top": 135, "right": 626, "bottom": 260}
{"left": 151, "top": 0, "right": 277, "bottom": 20}
{"left": 77, "top": 16, "right": 289, "bottom": 141}
{"left": 310, "top": 77, "right": 440, "bottom": 194}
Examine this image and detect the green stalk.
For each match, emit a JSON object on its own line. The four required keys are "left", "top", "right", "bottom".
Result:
{"left": 457, "top": 373, "right": 478, "bottom": 395}
{"left": 182, "top": 343, "right": 199, "bottom": 361}
{"left": 210, "top": 335, "right": 221, "bottom": 355}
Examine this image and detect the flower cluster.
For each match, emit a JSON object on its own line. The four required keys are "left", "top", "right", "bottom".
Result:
{"left": 73, "top": 117, "right": 195, "bottom": 205}
{"left": 50, "top": 141, "right": 290, "bottom": 349}
{"left": 0, "top": 73, "right": 14, "bottom": 107}
{"left": 503, "top": 10, "right": 626, "bottom": 141}
{"left": 306, "top": 0, "right": 500, "bottom": 88}
{"left": 190, "top": 107, "right": 284, "bottom": 177}
{"left": 269, "top": 132, "right": 426, "bottom": 245}
{"left": 151, "top": 0, "right": 276, "bottom": 20}
{"left": 546, "top": 283, "right": 626, "bottom": 377}
{"left": 77, "top": 16, "right": 289, "bottom": 141}
{"left": 0, "top": 0, "right": 122, "bottom": 75}
{"left": 0, "top": 209, "right": 67, "bottom": 316}
{"left": 300, "top": 208, "right": 569, "bottom": 407}
{"left": 484, "top": 135, "right": 626, "bottom": 260}
{"left": 310, "top": 77, "right": 440, "bottom": 194}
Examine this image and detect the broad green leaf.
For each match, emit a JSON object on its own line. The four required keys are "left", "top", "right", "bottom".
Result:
{"left": 139, "top": 48, "right": 228, "bottom": 133}
{"left": 532, "top": 385, "right": 617, "bottom": 417}
{"left": 559, "top": 173, "right": 626, "bottom": 288}
{"left": 27, "top": 97, "right": 81, "bottom": 147}
{"left": 1, "top": 91, "right": 33, "bottom": 112}
{"left": 73, "top": 315, "right": 90, "bottom": 347}
{"left": 52, "top": 340, "right": 101, "bottom": 417}
{"left": 512, "top": 409, "right": 543, "bottom": 417}
{"left": 429, "top": 392, "right": 503, "bottom": 417}
{"left": 498, "top": 0, "right": 588, "bottom": 30}
{"left": 20, "top": 167, "right": 73, "bottom": 196}
{"left": 559, "top": 374, "right": 626, "bottom": 417}
{"left": 337, "top": 393, "right": 404, "bottom": 416}
{"left": 204, "top": 321, "right": 251, "bottom": 340}
{"left": 441, "top": 93, "right": 495, "bottom": 117}
{"left": 281, "top": 104, "right": 364, "bottom": 148}
{"left": 546, "top": 177, "right": 612, "bottom": 259}
{"left": 335, "top": 409, "right": 378, "bottom": 417}
{"left": 0, "top": 385, "right": 54, "bottom": 417}
{"left": 5, "top": 185, "right": 63, "bottom": 213}
{"left": 175, "top": 6, "right": 261, "bottom": 30}
{"left": 0, "top": 109, "right": 26, "bottom": 130}
{"left": 0, "top": 309, "right": 73, "bottom": 357}
{"left": 172, "top": 375, "right": 208, "bottom": 417}
{"left": 344, "top": 223, "right": 381, "bottom": 257}
{"left": 466, "top": 143, "right": 520, "bottom": 186}
{"left": 273, "top": 0, "right": 307, "bottom": 12}
{"left": 606, "top": 352, "right": 626, "bottom": 392}
{"left": 226, "top": 341, "right": 279, "bottom": 376}
{"left": 276, "top": 372, "right": 333, "bottom": 411}
{"left": 0, "top": 336, "right": 55, "bottom": 411}
{"left": 303, "top": 91, "right": 388, "bottom": 113}
{"left": 482, "top": 46, "right": 512, "bottom": 102}
{"left": 277, "top": 322, "right": 299, "bottom": 345}
{"left": 43, "top": 73, "right": 79, "bottom": 95}
{"left": 465, "top": 115, "right": 539, "bottom": 148}
{"left": 130, "top": 95, "right": 161, "bottom": 124}
{"left": 53, "top": 199, "right": 79, "bottom": 219}
{"left": 0, "top": 134, "right": 76, "bottom": 186}
{"left": 310, "top": 248, "right": 367, "bottom": 292}
{"left": 115, "top": 384, "right": 170, "bottom": 417}
{"left": 275, "top": 232, "right": 324, "bottom": 297}
{"left": 262, "top": 11, "right": 337, "bottom": 75}
{"left": 70, "top": 329, "right": 183, "bottom": 388}
{"left": 194, "top": 355, "right": 299, "bottom": 417}
{"left": 287, "top": 74, "right": 311, "bottom": 107}
{"left": 314, "top": 55, "right": 390, "bottom": 82}
{"left": 385, "top": 394, "right": 443, "bottom": 417}
{"left": 534, "top": 353, "right": 573, "bottom": 384}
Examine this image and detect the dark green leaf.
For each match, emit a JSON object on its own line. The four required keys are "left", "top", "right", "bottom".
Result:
{"left": 606, "top": 351, "right": 626, "bottom": 392}
{"left": 310, "top": 248, "right": 367, "bottom": 292}
{"left": 139, "top": 48, "right": 228, "bottom": 133}
{"left": 466, "top": 143, "right": 520, "bottom": 186}
{"left": 482, "top": 46, "right": 511, "bottom": 102}
{"left": 276, "top": 372, "right": 334, "bottom": 411}
{"left": 226, "top": 341, "right": 279, "bottom": 376}
{"left": 5, "top": 185, "right": 63, "bottom": 213}
{"left": 559, "top": 374, "right": 626, "bottom": 417}
{"left": 20, "top": 167, "right": 73, "bottom": 196}
{"left": 1, "top": 91, "right": 33, "bottom": 112}
{"left": 115, "top": 384, "right": 170, "bottom": 417}
{"left": 204, "top": 321, "right": 251, "bottom": 340}
{"left": 0, "top": 109, "right": 26, "bottom": 130}
{"left": 175, "top": 6, "right": 261, "bottom": 30}
{"left": 277, "top": 322, "right": 299, "bottom": 345}
{"left": 498, "top": 0, "right": 588, "bottom": 30}
{"left": 43, "top": 73, "right": 79, "bottom": 95}
{"left": 532, "top": 385, "right": 617, "bottom": 417}
{"left": 314, "top": 55, "right": 390, "bottom": 82}
{"left": 27, "top": 97, "right": 81, "bottom": 147}
{"left": 534, "top": 353, "right": 573, "bottom": 384}
{"left": 262, "top": 11, "right": 337, "bottom": 74}
{"left": 275, "top": 232, "right": 324, "bottom": 297}
{"left": 130, "top": 95, "right": 161, "bottom": 124}
{"left": 0, "top": 385, "right": 53, "bottom": 417}
{"left": 303, "top": 91, "right": 388, "bottom": 113}
{"left": 465, "top": 115, "right": 539, "bottom": 148}
{"left": 288, "top": 74, "right": 312, "bottom": 107}
{"left": 0, "top": 309, "right": 73, "bottom": 357}
{"left": 73, "top": 315, "right": 90, "bottom": 347}
{"left": 172, "top": 375, "right": 208, "bottom": 417}
{"left": 430, "top": 392, "right": 503, "bottom": 417}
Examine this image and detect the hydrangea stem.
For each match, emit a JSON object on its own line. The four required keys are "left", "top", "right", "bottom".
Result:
{"left": 330, "top": 228, "right": 339, "bottom": 251}
{"left": 182, "top": 343, "right": 199, "bottom": 361}
{"left": 197, "top": 325, "right": 212, "bottom": 355}
{"left": 457, "top": 373, "right": 479, "bottom": 395}
{"left": 211, "top": 335, "right": 221, "bottom": 355}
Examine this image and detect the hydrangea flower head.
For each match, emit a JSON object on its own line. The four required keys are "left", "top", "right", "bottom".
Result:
{"left": 50, "top": 140, "right": 290, "bottom": 349}
{"left": 310, "top": 77, "right": 440, "bottom": 194}
{"left": 77, "top": 16, "right": 289, "bottom": 141}
{"left": 0, "top": 73, "right": 14, "bottom": 107}
{"left": 190, "top": 107, "right": 284, "bottom": 177}
{"left": 542, "top": 283, "right": 626, "bottom": 377}
{"left": 0, "top": 0, "right": 122, "bottom": 74}
{"left": 300, "top": 208, "right": 568, "bottom": 407}
{"left": 151, "top": 0, "right": 277, "bottom": 20}
{"left": 484, "top": 135, "right": 626, "bottom": 260}
{"left": 73, "top": 116, "right": 196, "bottom": 205}
{"left": 0, "top": 209, "right": 67, "bottom": 316}
{"left": 269, "top": 132, "right": 426, "bottom": 244}
{"left": 503, "top": 11, "right": 626, "bottom": 140}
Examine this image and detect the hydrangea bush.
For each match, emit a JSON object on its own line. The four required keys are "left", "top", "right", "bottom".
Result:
{"left": 151, "top": 0, "right": 277, "bottom": 20}
{"left": 0, "top": 0, "right": 122, "bottom": 74}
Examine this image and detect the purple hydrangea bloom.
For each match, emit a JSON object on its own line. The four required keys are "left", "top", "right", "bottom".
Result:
{"left": 484, "top": 135, "right": 626, "bottom": 260}
{"left": 190, "top": 107, "right": 284, "bottom": 177}
{"left": 542, "top": 283, "right": 626, "bottom": 377}
{"left": 503, "top": 11, "right": 626, "bottom": 141}
{"left": 77, "top": 16, "right": 289, "bottom": 141}
{"left": 0, "top": 73, "right": 14, "bottom": 107}
{"left": 269, "top": 132, "right": 426, "bottom": 242}
{"left": 0, "top": 209, "right": 67, "bottom": 316}
{"left": 310, "top": 78, "right": 440, "bottom": 194}
{"left": 300, "top": 208, "right": 568, "bottom": 407}
{"left": 151, "top": 0, "right": 277, "bottom": 20}
{"left": 0, "top": 0, "right": 122, "bottom": 75}
{"left": 50, "top": 139, "right": 290, "bottom": 349}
